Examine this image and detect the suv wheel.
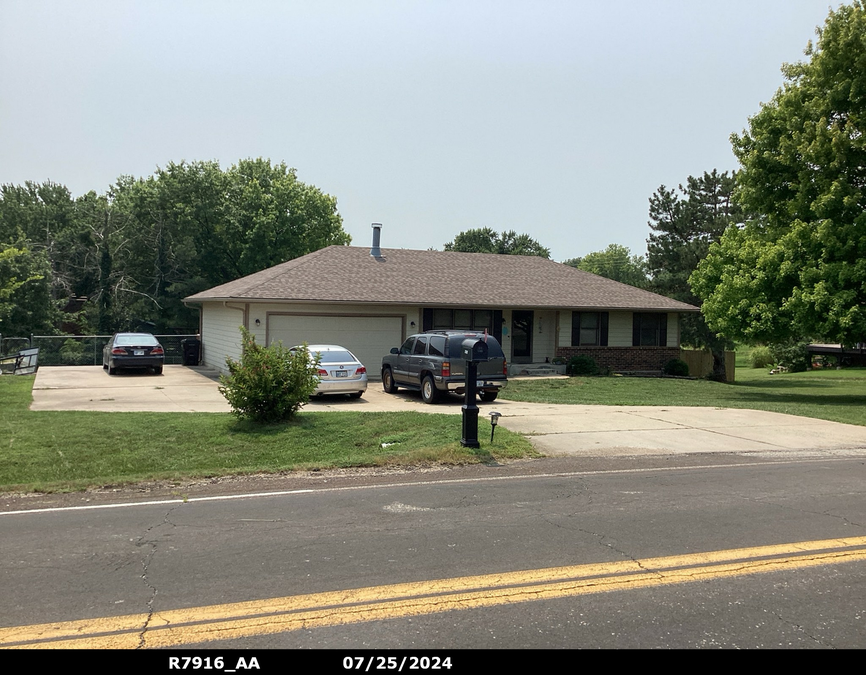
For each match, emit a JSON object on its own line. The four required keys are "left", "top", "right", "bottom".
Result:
{"left": 421, "top": 375, "right": 440, "bottom": 404}
{"left": 382, "top": 367, "right": 398, "bottom": 394}
{"left": 479, "top": 391, "right": 498, "bottom": 402}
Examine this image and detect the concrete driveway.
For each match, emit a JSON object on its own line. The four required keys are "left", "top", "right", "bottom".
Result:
{"left": 31, "top": 365, "right": 231, "bottom": 413}
{"left": 30, "top": 366, "right": 866, "bottom": 457}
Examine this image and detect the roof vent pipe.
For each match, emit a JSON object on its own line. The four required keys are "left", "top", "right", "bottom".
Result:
{"left": 370, "top": 223, "right": 383, "bottom": 258}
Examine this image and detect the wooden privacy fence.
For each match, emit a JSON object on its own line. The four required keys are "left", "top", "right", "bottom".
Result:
{"left": 679, "top": 349, "right": 736, "bottom": 382}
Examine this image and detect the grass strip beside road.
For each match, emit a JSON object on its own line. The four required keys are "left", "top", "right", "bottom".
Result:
{"left": 503, "top": 360, "right": 866, "bottom": 427}
{"left": 0, "top": 376, "right": 536, "bottom": 493}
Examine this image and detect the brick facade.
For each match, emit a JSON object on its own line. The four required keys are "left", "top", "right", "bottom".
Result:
{"left": 555, "top": 346, "right": 681, "bottom": 373}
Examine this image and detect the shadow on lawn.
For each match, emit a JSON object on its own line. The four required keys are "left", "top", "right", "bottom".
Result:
{"left": 227, "top": 416, "right": 313, "bottom": 436}
{"left": 731, "top": 378, "right": 843, "bottom": 390}
{"left": 725, "top": 390, "right": 866, "bottom": 408}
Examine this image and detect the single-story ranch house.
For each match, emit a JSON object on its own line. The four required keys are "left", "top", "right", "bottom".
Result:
{"left": 184, "top": 233, "right": 698, "bottom": 376}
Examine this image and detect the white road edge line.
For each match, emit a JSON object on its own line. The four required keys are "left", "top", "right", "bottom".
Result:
{"left": 1, "top": 456, "right": 857, "bottom": 517}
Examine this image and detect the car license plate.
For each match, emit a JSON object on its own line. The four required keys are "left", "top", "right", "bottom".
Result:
{"left": 477, "top": 380, "right": 485, "bottom": 387}
{"left": 134, "top": 350, "right": 144, "bottom": 356}
{"left": 335, "top": 371, "right": 348, "bottom": 378}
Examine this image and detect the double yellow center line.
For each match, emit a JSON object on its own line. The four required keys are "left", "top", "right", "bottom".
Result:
{"left": 4, "top": 535, "right": 866, "bottom": 649}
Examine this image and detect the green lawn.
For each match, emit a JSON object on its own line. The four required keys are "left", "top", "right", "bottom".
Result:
{"left": 502, "top": 351, "right": 866, "bottom": 427}
{"left": 0, "top": 376, "right": 537, "bottom": 493}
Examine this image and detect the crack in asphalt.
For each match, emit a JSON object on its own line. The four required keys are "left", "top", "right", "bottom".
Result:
{"left": 766, "top": 609, "right": 835, "bottom": 648}
{"left": 736, "top": 493, "right": 866, "bottom": 531}
{"left": 136, "top": 506, "right": 179, "bottom": 648}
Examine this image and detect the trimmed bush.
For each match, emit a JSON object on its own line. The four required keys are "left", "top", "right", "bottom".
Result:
{"left": 567, "top": 355, "right": 599, "bottom": 376}
{"left": 750, "top": 345, "right": 773, "bottom": 369}
{"left": 769, "top": 340, "right": 810, "bottom": 373}
{"left": 663, "top": 358, "right": 690, "bottom": 377}
{"left": 219, "top": 328, "right": 320, "bottom": 423}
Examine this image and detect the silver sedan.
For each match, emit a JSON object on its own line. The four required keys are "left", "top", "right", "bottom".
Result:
{"left": 294, "top": 344, "right": 368, "bottom": 398}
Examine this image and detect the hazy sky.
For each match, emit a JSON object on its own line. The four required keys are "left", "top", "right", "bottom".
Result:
{"left": 0, "top": 1, "right": 842, "bottom": 262}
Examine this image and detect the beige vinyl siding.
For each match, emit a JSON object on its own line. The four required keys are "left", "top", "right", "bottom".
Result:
{"left": 201, "top": 303, "right": 245, "bottom": 371}
{"left": 607, "top": 311, "right": 633, "bottom": 347}
{"left": 667, "top": 312, "right": 679, "bottom": 347}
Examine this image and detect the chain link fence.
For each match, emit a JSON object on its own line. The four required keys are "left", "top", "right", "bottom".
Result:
{"left": 1, "top": 335, "right": 198, "bottom": 366}
{"left": 0, "top": 337, "right": 31, "bottom": 357}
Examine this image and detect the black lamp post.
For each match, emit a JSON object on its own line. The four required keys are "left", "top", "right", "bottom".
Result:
{"left": 488, "top": 411, "right": 501, "bottom": 442}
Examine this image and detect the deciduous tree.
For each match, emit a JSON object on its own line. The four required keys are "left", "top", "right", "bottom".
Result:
{"left": 692, "top": 2, "right": 866, "bottom": 346}
{"left": 0, "top": 158, "right": 352, "bottom": 335}
{"left": 563, "top": 244, "right": 648, "bottom": 288}
{"left": 444, "top": 228, "right": 550, "bottom": 258}
{"left": 0, "top": 243, "right": 57, "bottom": 338}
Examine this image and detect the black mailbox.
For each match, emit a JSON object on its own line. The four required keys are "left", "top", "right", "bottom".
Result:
{"left": 461, "top": 338, "right": 488, "bottom": 362}
{"left": 459, "top": 338, "right": 488, "bottom": 449}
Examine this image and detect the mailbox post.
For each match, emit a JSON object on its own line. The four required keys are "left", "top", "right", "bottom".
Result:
{"left": 460, "top": 338, "right": 488, "bottom": 448}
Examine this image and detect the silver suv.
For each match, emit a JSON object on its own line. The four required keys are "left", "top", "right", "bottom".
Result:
{"left": 381, "top": 331, "right": 508, "bottom": 404}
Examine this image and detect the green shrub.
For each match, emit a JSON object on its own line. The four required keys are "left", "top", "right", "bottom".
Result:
{"left": 219, "top": 328, "right": 320, "bottom": 423}
{"left": 60, "top": 338, "right": 86, "bottom": 365}
{"left": 567, "top": 355, "right": 599, "bottom": 376}
{"left": 749, "top": 345, "right": 774, "bottom": 369}
{"left": 769, "top": 340, "right": 810, "bottom": 373}
{"left": 663, "top": 358, "right": 689, "bottom": 377}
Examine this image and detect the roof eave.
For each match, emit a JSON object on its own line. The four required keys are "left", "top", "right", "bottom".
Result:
{"left": 184, "top": 296, "right": 699, "bottom": 312}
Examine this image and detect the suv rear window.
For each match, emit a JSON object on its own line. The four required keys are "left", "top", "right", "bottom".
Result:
{"left": 428, "top": 335, "right": 446, "bottom": 357}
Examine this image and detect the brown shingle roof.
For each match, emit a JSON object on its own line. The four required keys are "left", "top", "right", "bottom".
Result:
{"left": 184, "top": 246, "right": 699, "bottom": 312}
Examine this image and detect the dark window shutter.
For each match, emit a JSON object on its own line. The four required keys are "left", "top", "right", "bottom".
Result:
{"left": 493, "top": 310, "right": 503, "bottom": 343}
{"left": 600, "top": 312, "right": 609, "bottom": 346}
{"left": 659, "top": 313, "right": 667, "bottom": 347}
{"left": 571, "top": 312, "right": 581, "bottom": 346}
{"left": 422, "top": 308, "right": 433, "bottom": 332}
{"left": 632, "top": 313, "right": 641, "bottom": 346}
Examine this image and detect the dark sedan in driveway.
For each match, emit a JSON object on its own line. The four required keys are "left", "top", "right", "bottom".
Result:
{"left": 103, "top": 333, "right": 165, "bottom": 374}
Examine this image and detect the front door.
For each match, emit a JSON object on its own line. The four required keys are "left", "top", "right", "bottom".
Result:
{"left": 511, "top": 311, "right": 533, "bottom": 363}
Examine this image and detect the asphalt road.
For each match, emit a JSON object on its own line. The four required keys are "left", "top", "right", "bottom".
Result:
{"left": 3, "top": 453, "right": 865, "bottom": 653}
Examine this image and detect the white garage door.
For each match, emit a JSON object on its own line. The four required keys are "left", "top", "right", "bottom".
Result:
{"left": 268, "top": 314, "right": 404, "bottom": 379}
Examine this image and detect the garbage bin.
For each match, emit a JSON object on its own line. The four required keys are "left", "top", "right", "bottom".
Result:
{"left": 181, "top": 337, "right": 201, "bottom": 366}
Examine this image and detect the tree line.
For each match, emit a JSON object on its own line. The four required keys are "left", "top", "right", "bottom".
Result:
{"left": 0, "top": 158, "right": 350, "bottom": 338}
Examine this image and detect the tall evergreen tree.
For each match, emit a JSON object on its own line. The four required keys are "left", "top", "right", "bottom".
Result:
{"left": 647, "top": 170, "right": 746, "bottom": 380}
